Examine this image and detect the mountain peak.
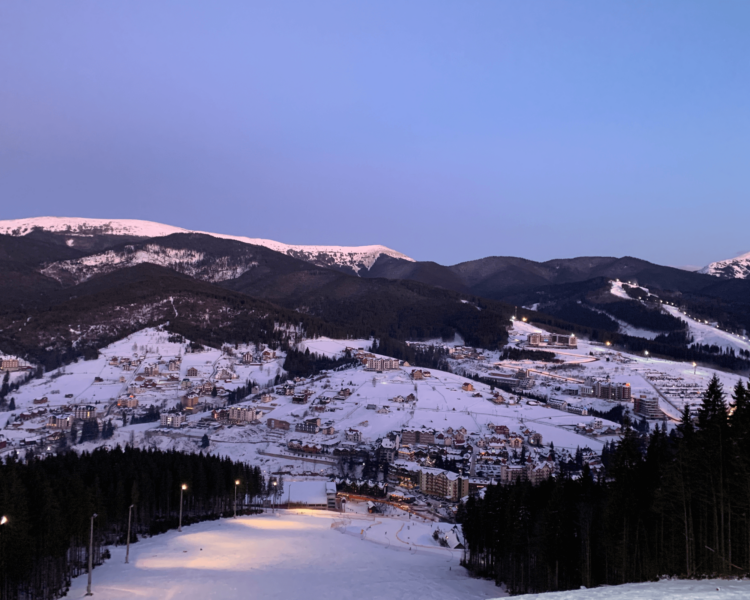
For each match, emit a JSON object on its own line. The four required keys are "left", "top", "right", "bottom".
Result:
{"left": 699, "top": 251, "right": 750, "bottom": 279}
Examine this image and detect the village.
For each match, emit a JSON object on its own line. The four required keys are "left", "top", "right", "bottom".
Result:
{"left": 0, "top": 319, "right": 745, "bottom": 520}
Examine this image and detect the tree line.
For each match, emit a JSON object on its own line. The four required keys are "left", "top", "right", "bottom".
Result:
{"left": 461, "top": 376, "right": 750, "bottom": 595}
{"left": 0, "top": 447, "right": 264, "bottom": 600}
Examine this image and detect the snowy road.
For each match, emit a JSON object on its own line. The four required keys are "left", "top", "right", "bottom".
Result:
{"left": 67, "top": 510, "right": 503, "bottom": 600}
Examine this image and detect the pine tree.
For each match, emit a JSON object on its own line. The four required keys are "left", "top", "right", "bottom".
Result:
{"left": 201, "top": 434, "right": 209, "bottom": 448}
{"left": 8, "top": 397, "right": 15, "bottom": 411}
{"left": 1, "top": 371, "right": 9, "bottom": 399}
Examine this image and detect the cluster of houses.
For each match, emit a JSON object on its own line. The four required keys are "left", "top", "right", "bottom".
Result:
{"left": 241, "top": 348, "right": 277, "bottom": 365}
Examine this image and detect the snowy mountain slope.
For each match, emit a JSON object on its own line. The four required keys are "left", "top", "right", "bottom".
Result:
{"left": 699, "top": 251, "right": 750, "bottom": 279}
{"left": 64, "top": 511, "right": 500, "bottom": 600}
{"left": 0, "top": 217, "right": 414, "bottom": 274}
{"left": 41, "top": 244, "right": 258, "bottom": 285}
{"left": 509, "top": 578, "right": 750, "bottom": 600}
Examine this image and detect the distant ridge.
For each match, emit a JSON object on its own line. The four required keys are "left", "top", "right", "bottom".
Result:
{"left": 0, "top": 216, "right": 414, "bottom": 274}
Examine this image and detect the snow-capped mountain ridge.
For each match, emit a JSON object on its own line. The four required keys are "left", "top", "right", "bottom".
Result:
{"left": 0, "top": 217, "right": 414, "bottom": 274}
{"left": 699, "top": 250, "right": 750, "bottom": 279}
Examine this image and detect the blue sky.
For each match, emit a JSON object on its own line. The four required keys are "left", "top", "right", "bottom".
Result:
{"left": 1, "top": 1, "right": 748, "bottom": 267}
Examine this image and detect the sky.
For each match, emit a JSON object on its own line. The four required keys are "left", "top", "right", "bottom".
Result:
{"left": 0, "top": 1, "right": 748, "bottom": 268}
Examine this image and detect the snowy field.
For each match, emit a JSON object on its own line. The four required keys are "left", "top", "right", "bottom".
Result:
{"left": 507, "top": 578, "right": 750, "bottom": 600}
{"left": 66, "top": 510, "right": 502, "bottom": 600}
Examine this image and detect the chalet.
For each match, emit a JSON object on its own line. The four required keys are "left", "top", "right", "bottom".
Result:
{"left": 529, "top": 432, "right": 543, "bottom": 446}
{"left": 344, "top": 428, "right": 362, "bottom": 443}
{"left": 411, "top": 370, "right": 424, "bottom": 380}
{"left": 320, "top": 425, "right": 335, "bottom": 435}
{"left": 461, "top": 382, "right": 474, "bottom": 392}
{"left": 168, "top": 359, "right": 181, "bottom": 372}
{"left": 187, "top": 367, "right": 199, "bottom": 377}
{"left": 33, "top": 397, "right": 48, "bottom": 405}
{"left": 490, "top": 392, "right": 506, "bottom": 405}
{"left": 292, "top": 395, "right": 309, "bottom": 404}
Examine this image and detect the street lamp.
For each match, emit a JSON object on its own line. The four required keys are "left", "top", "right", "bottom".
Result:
{"left": 693, "top": 362, "right": 697, "bottom": 375}
{"left": 234, "top": 480, "right": 240, "bottom": 518}
{"left": 0, "top": 516, "right": 7, "bottom": 526}
{"left": 85, "top": 513, "right": 97, "bottom": 596}
{"left": 272, "top": 480, "right": 277, "bottom": 513}
{"left": 125, "top": 505, "right": 134, "bottom": 564}
{"left": 644, "top": 350, "right": 649, "bottom": 361}
{"left": 178, "top": 484, "right": 187, "bottom": 532}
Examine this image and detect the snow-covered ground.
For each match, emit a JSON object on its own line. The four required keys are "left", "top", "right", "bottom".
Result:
{"left": 662, "top": 305, "right": 750, "bottom": 354}
{"left": 298, "top": 337, "right": 372, "bottom": 358}
{"left": 66, "top": 510, "right": 502, "bottom": 600}
{"left": 507, "top": 578, "right": 750, "bottom": 600}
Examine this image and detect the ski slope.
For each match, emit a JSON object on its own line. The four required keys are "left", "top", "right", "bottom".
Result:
{"left": 66, "top": 510, "right": 502, "bottom": 600}
{"left": 662, "top": 305, "right": 750, "bottom": 354}
{"left": 509, "top": 578, "right": 750, "bottom": 600}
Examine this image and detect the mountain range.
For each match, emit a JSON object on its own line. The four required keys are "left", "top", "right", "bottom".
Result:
{"left": 0, "top": 217, "right": 748, "bottom": 372}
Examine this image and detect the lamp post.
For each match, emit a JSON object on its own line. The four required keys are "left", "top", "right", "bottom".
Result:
{"left": 693, "top": 362, "right": 697, "bottom": 375}
{"left": 234, "top": 480, "right": 240, "bottom": 518}
{"left": 125, "top": 504, "right": 134, "bottom": 564}
{"left": 272, "top": 480, "right": 277, "bottom": 513}
{"left": 644, "top": 350, "right": 649, "bottom": 361}
{"left": 85, "top": 513, "right": 97, "bottom": 596}
{"left": 178, "top": 484, "right": 187, "bottom": 532}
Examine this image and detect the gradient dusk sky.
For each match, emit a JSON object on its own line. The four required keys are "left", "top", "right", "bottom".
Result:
{"left": 1, "top": 1, "right": 748, "bottom": 267}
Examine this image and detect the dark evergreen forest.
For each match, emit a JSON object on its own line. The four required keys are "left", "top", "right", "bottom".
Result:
{"left": 461, "top": 376, "right": 750, "bottom": 595}
{"left": 0, "top": 448, "right": 264, "bottom": 600}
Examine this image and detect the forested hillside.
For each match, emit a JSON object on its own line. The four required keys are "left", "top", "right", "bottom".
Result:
{"left": 461, "top": 376, "right": 750, "bottom": 595}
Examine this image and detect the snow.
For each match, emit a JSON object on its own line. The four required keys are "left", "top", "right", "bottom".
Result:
{"left": 0, "top": 217, "right": 414, "bottom": 273}
{"left": 662, "top": 305, "right": 750, "bottom": 354}
{"left": 297, "top": 337, "right": 372, "bottom": 358}
{"left": 700, "top": 250, "right": 750, "bottom": 279}
{"left": 507, "top": 578, "right": 750, "bottom": 600}
{"left": 42, "top": 245, "right": 257, "bottom": 284}
{"left": 65, "top": 510, "right": 503, "bottom": 600}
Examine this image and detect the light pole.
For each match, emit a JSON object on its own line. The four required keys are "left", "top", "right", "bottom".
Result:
{"left": 644, "top": 350, "right": 649, "bottom": 361}
{"left": 272, "top": 480, "right": 277, "bottom": 513}
{"left": 693, "top": 362, "right": 697, "bottom": 375}
{"left": 234, "top": 480, "right": 240, "bottom": 518}
{"left": 0, "top": 516, "right": 7, "bottom": 599}
{"left": 85, "top": 513, "right": 97, "bottom": 596}
{"left": 178, "top": 484, "right": 187, "bottom": 532}
{"left": 125, "top": 504, "right": 134, "bottom": 564}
